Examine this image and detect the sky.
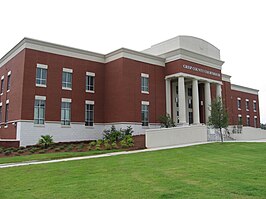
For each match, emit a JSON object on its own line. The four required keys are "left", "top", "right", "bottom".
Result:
{"left": 0, "top": 0, "right": 265, "bottom": 123}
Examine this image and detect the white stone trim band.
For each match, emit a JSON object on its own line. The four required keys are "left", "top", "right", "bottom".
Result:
{"left": 141, "top": 101, "right": 149, "bottom": 105}
{"left": 35, "top": 95, "right": 46, "bottom": 100}
{"left": 86, "top": 72, "right": 95, "bottom": 76}
{"left": 62, "top": 98, "right": 72, "bottom": 103}
{"left": 63, "top": 68, "right": 73, "bottom": 73}
{"left": 85, "top": 100, "right": 94, "bottom": 105}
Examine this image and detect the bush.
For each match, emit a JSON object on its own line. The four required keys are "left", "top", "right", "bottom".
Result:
{"left": 77, "top": 144, "right": 84, "bottom": 150}
{"left": 87, "top": 146, "right": 92, "bottom": 151}
{"left": 111, "top": 142, "right": 118, "bottom": 149}
{"left": 97, "top": 140, "right": 103, "bottom": 145}
{"left": 66, "top": 146, "right": 73, "bottom": 152}
{"left": 18, "top": 149, "right": 26, "bottom": 154}
{"left": 0, "top": 148, "right": 3, "bottom": 153}
{"left": 4, "top": 150, "right": 12, "bottom": 156}
{"left": 120, "top": 135, "right": 134, "bottom": 148}
{"left": 19, "top": 146, "right": 26, "bottom": 150}
{"left": 38, "top": 149, "right": 46, "bottom": 154}
{"left": 54, "top": 148, "right": 61, "bottom": 152}
{"left": 89, "top": 141, "right": 96, "bottom": 147}
{"left": 104, "top": 142, "right": 112, "bottom": 150}
{"left": 95, "top": 143, "right": 101, "bottom": 150}
{"left": 121, "top": 126, "right": 134, "bottom": 139}
{"left": 38, "top": 135, "right": 54, "bottom": 149}
{"left": 59, "top": 145, "right": 65, "bottom": 150}
{"left": 159, "top": 114, "right": 175, "bottom": 128}
{"left": 103, "top": 125, "right": 122, "bottom": 142}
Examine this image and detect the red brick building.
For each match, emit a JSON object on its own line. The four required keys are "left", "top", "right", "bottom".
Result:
{"left": 0, "top": 36, "right": 260, "bottom": 147}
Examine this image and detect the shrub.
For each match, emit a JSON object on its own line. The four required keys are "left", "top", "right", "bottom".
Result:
{"left": 19, "top": 146, "right": 26, "bottom": 150}
{"left": 111, "top": 142, "right": 118, "bottom": 149}
{"left": 121, "top": 126, "right": 134, "bottom": 139}
{"left": 104, "top": 142, "right": 112, "bottom": 150}
{"left": 120, "top": 140, "right": 128, "bottom": 148}
{"left": 18, "top": 149, "right": 25, "bottom": 154}
{"left": 59, "top": 145, "right": 65, "bottom": 150}
{"left": 159, "top": 114, "right": 175, "bottom": 128}
{"left": 77, "top": 144, "right": 84, "bottom": 150}
{"left": 103, "top": 125, "right": 122, "bottom": 142}
{"left": 38, "top": 149, "right": 46, "bottom": 154}
{"left": 4, "top": 150, "right": 12, "bottom": 156}
{"left": 0, "top": 148, "right": 3, "bottom": 153}
{"left": 95, "top": 143, "right": 101, "bottom": 150}
{"left": 54, "top": 148, "right": 61, "bottom": 152}
{"left": 87, "top": 146, "right": 92, "bottom": 151}
{"left": 120, "top": 135, "right": 134, "bottom": 148}
{"left": 66, "top": 146, "right": 73, "bottom": 152}
{"left": 89, "top": 141, "right": 96, "bottom": 147}
{"left": 29, "top": 148, "right": 38, "bottom": 154}
{"left": 97, "top": 139, "right": 103, "bottom": 145}
{"left": 38, "top": 135, "right": 54, "bottom": 149}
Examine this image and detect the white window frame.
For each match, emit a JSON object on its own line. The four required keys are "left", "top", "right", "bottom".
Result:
{"left": 141, "top": 73, "right": 149, "bottom": 94}
{"left": 7, "top": 71, "right": 11, "bottom": 92}
{"left": 245, "top": 99, "right": 249, "bottom": 111}
{"left": 238, "top": 114, "right": 242, "bottom": 125}
{"left": 34, "top": 96, "right": 46, "bottom": 125}
{"left": 237, "top": 97, "right": 241, "bottom": 110}
{"left": 141, "top": 101, "right": 149, "bottom": 127}
{"left": 86, "top": 72, "right": 95, "bottom": 93}
{"left": 253, "top": 100, "right": 257, "bottom": 112}
{"left": 0, "top": 76, "right": 4, "bottom": 95}
{"left": 36, "top": 64, "right": 48, "bottom": 87}
{"left": 246, "top": 115, "right": 250, "bottom": 126}
{"left": 61, "top": 98, "right": 71, "bottom": 125}
{"left": 254, "top": 116, "right": 257, "bottom": 128}
{"left": 85, "top": 100, "right": 94, "bottom": 127}
{"left": 62, "top": 68, "right": 73, "bottom": 90}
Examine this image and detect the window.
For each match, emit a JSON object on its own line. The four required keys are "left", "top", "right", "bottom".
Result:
{"left": 86, "top": 72, "right": 95, "bottom": 92}
{"left": 34, "top": 97, "right": 46, "bottom": 124}
{"left": 188, "top": 99, "right": 193, "bottom": 109}
{"left": 246, "top": 99, "right": 249, "bottom": 111}
{"left": 62, "top": 68, "right": 73, "bottom": 89}
{"left": 254, "top": 116, "right": 257, "bottom": 128}
{"left": 7, "top": 71, "right": 11, "bottom": 91}
{"left": 36, "top": 64, "right": 48, "bottom": 86}
{"left": 141, "top": 101, "right": 149, "bottom": 126}
{"left": 238, "top": 115, "right": 242, "bottom": 125}
{"left": 237, "top": 98, "right": 241, "bottom": 110}
{"left": 253, "top": 100, "right": 257, "bottom": 112}
{"left": 246, "top": 115, "right": 250, "bottom": 126}
{"left": 61, "top": 99, "right": 71, "bottom": 125}
{"left": 0, "top": 76, "right": 4, "bottom": 94}
{"left": 5, "top": 103, "right": 9, "bottom": 124}
{"left": 188, "top": 87, "right": 192, "bottom": 97}
{"left": 85, "top": 101, "right": 94, "bottom": 126}
{"left": 141, "top": 73, "right": 149, "bottom": 93}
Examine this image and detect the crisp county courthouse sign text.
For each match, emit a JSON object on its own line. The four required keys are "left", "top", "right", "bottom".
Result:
{"left": 183, "top": 64, "right": 221, "bottom": 77}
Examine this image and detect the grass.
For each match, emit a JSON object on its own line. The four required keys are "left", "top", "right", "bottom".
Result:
{"left": 0, "top": 143, "right": 266, "bottom": 198}
{"left": 0, "top": 149, "right": 120, "bottom": 165}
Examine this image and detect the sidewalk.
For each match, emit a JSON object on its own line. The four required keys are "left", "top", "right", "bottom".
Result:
{"left": 1, "top": 140, "right": 266, "bottom": 169}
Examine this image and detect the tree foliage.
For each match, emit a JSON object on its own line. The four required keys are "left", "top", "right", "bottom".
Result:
{"left": 208, "top": 97, "right": 228, "bottom": 142}
{"left": 38, "top": 135, "right": 54, "bottom": 148}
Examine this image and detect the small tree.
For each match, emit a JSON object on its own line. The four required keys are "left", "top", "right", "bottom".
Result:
{"left": 38, "top": 135, "right": 54, "bottom": 148}
{"left": 208, "top": 97, "right": 228, "bottom": 142}
{"left": 159, "top": 114, "right": 176, "bottom": 128}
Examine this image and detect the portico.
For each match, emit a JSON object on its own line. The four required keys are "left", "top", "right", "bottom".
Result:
{"left": 165, "top": 73, "right": 222, "bottom": 125}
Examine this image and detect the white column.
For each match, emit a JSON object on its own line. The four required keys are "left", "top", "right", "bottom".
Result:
{"left": 192, "top": 79, "right": 200, "bottom": 124}
{"left": 204, "top": 82, "right": 211, "bottom": 123}
{"left": 216, "top": 84, "right": 222, "bottom": 99}
{"left": 165, "top": 78, "right": 171, "bottom": 117}
{"left": 178, "top": 76, "right": 186, "bottom": 124}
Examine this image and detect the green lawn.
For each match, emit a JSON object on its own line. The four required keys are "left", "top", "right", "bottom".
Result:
{"left": 0, "top": 143, "right": 266, "bottom": 199}
{"left": 0, "top": 149, "right": 120, "bottom": 165}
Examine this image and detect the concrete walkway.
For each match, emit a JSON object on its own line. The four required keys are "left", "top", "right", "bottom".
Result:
{"left": 1, "top": 140, "right": 266, "bottom": 169}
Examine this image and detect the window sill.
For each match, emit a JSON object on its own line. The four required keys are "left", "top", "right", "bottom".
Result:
{"left": 141, "top": 91, "right": 149, "bottom": 94}
{"left": 0, "top": 93, "right": 3, "bottom": 96}
{"left": 86, "top": 90, "right": 95, "bottom": 93}
{"left": 62, "top": 87, "right": 72, "bottom": 91}
{"left": 36, "top": 84, "right": 47, "bottom": 88}
{"left": 238, "top": 108, "right": 241, "bottom": 111}
{"left": 6, "top": 90, "right": 10, "bottom": 93}
{"left": 34, "top": 124, "right": 45, "bottom": 127}
{"left": 61, "top": 125, "right": 71, "bottom": 128}
{"left": 4, "top": 125, "right": 8, "bottom": 128}
{"left": 246, "top": 109, "right": 249, "bottom": 112}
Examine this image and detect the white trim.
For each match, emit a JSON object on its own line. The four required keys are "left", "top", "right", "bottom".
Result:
{"left": 141, "top": 91, "right": 149, "bottom": 94}
{"left": 85, "top": 100, "right": 94, "bottom": 105}
{"left": 86, "top": 90, "right": 95, "bottom": 93}
{"left": 245, "top": 99, "right": 249, "bottom": 102}
{"left": 1, "top": 75, "right": 4, "bottom": 80}
{"left": 35, "top": 95, "right": 46, "bottom": 100}
{"left": 37, "top": 63, "right": 48, "bottom": 69}
{"left": 141, "top": 101, "right": 149, "bottom": 105}
{"left": 62, "top": 87, "right": 72, "bottom": 91}
{"left": 253, "top": 100, "right": 257, "bottom": 103}
{"left": 237, "top": 97, "right": 241, "bottom": 100}
{"left": 7, "top": 71, "right": 11, "bottom": 76}
{"left": 0, "top": 102, "right": 2, "bottom": 106}
{"left": 86, "top": 72, "right": 95, "bottom": 76}
{"left": 62, "top": 98, "right": 72, "bottom": 103}
{"left": 105, "top": 48, "right": 165, "bottom": 67}
{"left": 6, "top": 99, "right": 9, "bottom": 104}
{"left": 36, "top": 84, "right": 47, "bottom": 88}
{"left": 63, "top": 68, "right": 73, "bottom": 73}
{"left": 254, "top": 116, "right": 257, "bottom": 119}
{"left": 222, "top": 74, "right": 231, "bottom": 82}
{"left": 238, "top": 114, "right": 242, "bottom": 117}
{"left": 231, "top": 84, "right": 259, "bottom": 95}
{"left": 141, "top": 73, "right": 149, "bottom": 78}
{"left": 246, "top": 115, "right": 250, "bottom": 118}
{"left": 165, "top": 72, "right": 222, "bottom": 85}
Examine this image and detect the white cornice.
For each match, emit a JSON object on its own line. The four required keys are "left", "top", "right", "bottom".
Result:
{"left": 222, "top": 74, "right": 231, "bottom": 82}
{"left": 231, "top": 84, "right": 259, "bottom": 95}
{"left": 105, "top": 48, "right": 165, "bottom": 66}
{"left": 161, "top": 49, "right": 224, "bottom": 70}
{"left": 165, "top": 72, "right": 222, "bottom": 85}
{"left": 0, "top": 38, "right": 166, "bottom": 68}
